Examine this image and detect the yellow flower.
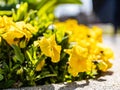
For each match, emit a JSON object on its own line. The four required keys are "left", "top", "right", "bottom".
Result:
{"left": 1, "top": 21, "right": 34, "bottom": 47}
{"left": 98, "top": 47, "right": 113, "bottom": 70}
{"left": 36, "top": 60, "right": 45, "bottom": 71}
{"left": 15, "top": 22, "right": 34, "bottom": 39}
{"left": 93, "top": 43, "right": 114, "bottom": 61}
{"left": 2, "top": 25, "right": 32, "bottom": 47}
{"left": 89, "top": 43, "right": 114, "bottom": 71}
{"left": 2, "top": 29, "right": 25, "bottom": 46}
{"left": 16, "top": 22, "right": 38, "bottom": 35}
{"left": 39, "top": 34, "right": 61, "bottom": 63}
{"left": 65, "top": 45, "right": 91, "bottom": 76}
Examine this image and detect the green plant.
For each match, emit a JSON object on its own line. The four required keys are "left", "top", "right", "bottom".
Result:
{"left": 0, "top": 1, "right": 114, "bottom": 89}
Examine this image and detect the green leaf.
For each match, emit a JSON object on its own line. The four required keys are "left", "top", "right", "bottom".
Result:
{"left": 11, "top": 45, "right": 24, "bottom": 64}
{"left": 57, "top": 0, "right": 82, "bottom": 4}
{"left": 0, "top": 74, "right": 3, "bottom": 81}
{"left": 13, "top": 2, "right": 28, "bottom": 21}
{"left": 36, "top": 0, "right": 50, "bottom": 9}
{"left": 55, "top": 26, "right": 65, "bottom": 43}
{"left": 38, "top": 0, "right": 57, "bottom": 16}
{"left": 0, "top": 11, "right": 12, "bottom": 16}
{"left": 36, "top": 73, "right": 57, "bottom": 81}
{"left": 40, "top": 74, "right": 57, "bottom": 79}
{"left": 26, "top": 50, "right": 33, "bottom": 63}
{"left": 3, "top": 62, "right": 9, "bottom": 72}
{"left": 4, "top": 80, "right": 15, "bottom": 88}
{"left": 11, "top": 64, "right": 20, "bottom": 71}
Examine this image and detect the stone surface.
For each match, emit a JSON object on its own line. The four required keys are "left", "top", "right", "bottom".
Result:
{"left": 5, "top": 35, "right": 120, "bottom": 90}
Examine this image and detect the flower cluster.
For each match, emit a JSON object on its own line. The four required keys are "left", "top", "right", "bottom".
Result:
{"left": 0, "top": 16, "right": 114, "bottom": 88}
{"left": 55, "top": 19, "right": 114, "bottom": 76}
{"left": 0, "top": 0, "right": 115, "bottom": 88}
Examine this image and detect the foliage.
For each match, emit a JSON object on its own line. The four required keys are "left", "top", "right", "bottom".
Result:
{"left": 0, "top": 1, "right": 114, "bottom": 89}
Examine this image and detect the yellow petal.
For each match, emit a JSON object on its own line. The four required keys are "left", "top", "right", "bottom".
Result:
{"left": 68, "top": 66, "right": 78, "bottom": 77}
{"left": 39, "top": 37, "right": 51, "bottom": 56}
{"left": 36, "top": 60, "right": 45, "bottom": 71}
{"left": 51, "top": 45, "right": 61, "bottom": 63}
{"left": 39, "top": 35, "right": 61, "bottom": 63}
{"left": 2, "top": 30, "right": 24, "bottom": 45}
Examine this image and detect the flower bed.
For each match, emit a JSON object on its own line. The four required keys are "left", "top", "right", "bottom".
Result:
{"left": 0, "top": 1, "right": 114, "bottom": 89}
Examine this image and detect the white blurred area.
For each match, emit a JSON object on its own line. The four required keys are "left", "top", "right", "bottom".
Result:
{"left": 54, "top": 0, "right": 114, "bottom": 34}
{"left": 54, "top": 0, "right": 93, "bottom": 18}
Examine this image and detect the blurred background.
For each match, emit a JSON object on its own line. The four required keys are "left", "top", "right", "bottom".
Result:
{"left": 0, "top": 0, "right": 119, "bottom": 35}
{"left": 55, "top": 0, "right": 119, "bottom": 35}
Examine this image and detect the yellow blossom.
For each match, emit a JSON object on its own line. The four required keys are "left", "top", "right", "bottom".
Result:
{"left": 2, "top": 29, "right": 25, "bottom": 46}
{"left": 64, "top": 45, "right": 92, "bottom": 76}
{"left": 39, "top": 34, "right": 61, "bottom": 63}
{"left": 89, "top": 43, "right": 114, "bottom": 71}
{"left": 16, "top": 22, "right": 38, "bottom": 35}
{"left": 91, "top": 43, "right": 114, "bottom": 61}
{"left": 1, "top": 20, "right": 35, "bottom": 47}
{"left": 2, "top": 25, "right": 32, "bottom": 47}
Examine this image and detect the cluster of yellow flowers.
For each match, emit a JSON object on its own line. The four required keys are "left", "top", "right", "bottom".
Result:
{"left": 55, "top": 19, "right": 114, "bottom": 76}
{"left": 0, "top": 16, "right": 114, "bottom": 77}
{"left": 0, "top": 16, "right": 37, "bottom": 48}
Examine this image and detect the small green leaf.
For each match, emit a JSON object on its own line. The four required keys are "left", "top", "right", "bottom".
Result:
{"left": 11, "top": 64, "right": 20, "bottom": 71}
{"left": 38, "top": 0, "right": 57, "bottom": 16}
{"left": 4, "top": 80, "right": 15, "bottom": 88}
{"left": 55, "top": 27, "right": 65, "bottom": 43}
{"left": 36, "top": 73, "right": 57, "bottom": 81}
{"left": 3, "top": 62, "right": 9, "bottom": 72}
{"left": 11, "top": 45, "right": 24, "bottom": 64}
